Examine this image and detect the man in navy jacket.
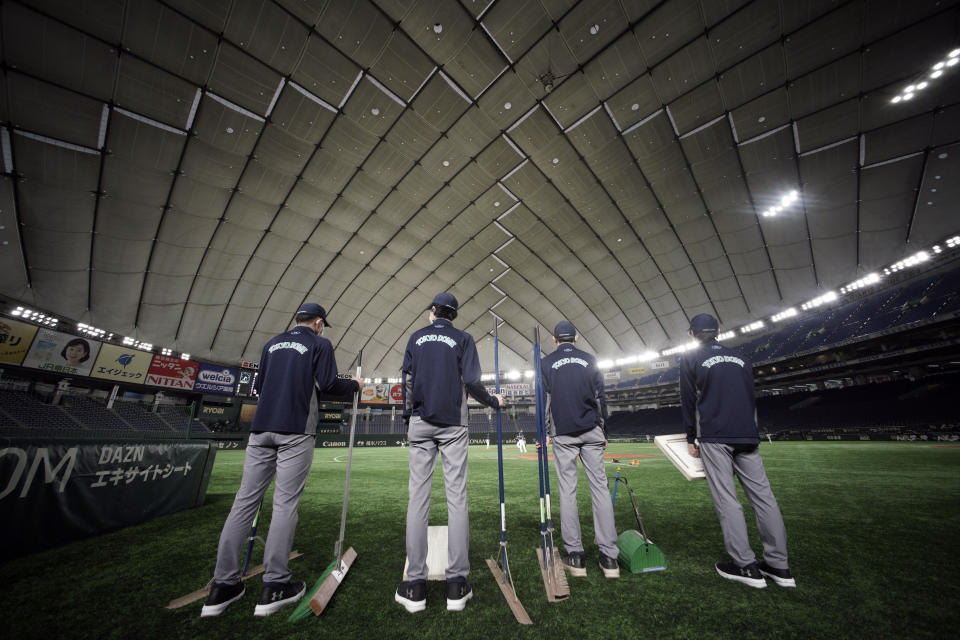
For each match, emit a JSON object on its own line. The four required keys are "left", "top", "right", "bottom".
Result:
{"left": 680, "top": 313, "right": 794, "bottom": 589}
{"left": 541, "top": 321, "right": 619, "bottom": 578}
{"left": 202, "top": 303, "right": 361, "bottom": 618}
{"left": 395, "top": 293, "right": 504, "bottom": 614}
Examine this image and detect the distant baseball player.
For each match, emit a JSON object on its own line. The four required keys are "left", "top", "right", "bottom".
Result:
{"left": 201, "top": 303, "right": 361, "bottom": 618}
{"left": 395, "top": 293, "right": 505, "bottom": 613}
{"left": 680, "top": 313, "right": 795, "bottom": 589}
{"left": 540, "top": 320, "right": 620, "bottom": 578}
{"left": 516, "top": 433, "right": 528, "bottom": 453}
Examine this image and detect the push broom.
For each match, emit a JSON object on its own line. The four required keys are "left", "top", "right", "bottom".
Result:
{"left": 612, "top": 471, "right": 667, "bottom": 573}
{"left": 289, "top": 351, "right": 363, "bottom": 621}
{"left": 485, "top": 317, "right": 533, "bottom": 625}
{"left": 532, "top": 326, "right": 569, "bottom": 602}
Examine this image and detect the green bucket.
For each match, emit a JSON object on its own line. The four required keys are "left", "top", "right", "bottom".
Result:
{"left": 616, "top": 529, "right": 667, "bottom": 573}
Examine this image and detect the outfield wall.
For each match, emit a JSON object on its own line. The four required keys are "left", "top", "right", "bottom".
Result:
{"left": 209, "top": 432, "right": 539, "bottom": 450}
{"left": 0, "top": 438, "right": 216, "bottom": 560}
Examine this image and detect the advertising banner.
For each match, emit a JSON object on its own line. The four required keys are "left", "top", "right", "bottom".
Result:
{"left": 199, "top": 402, "right": 240, "bottom": 422}
{"left": 145, "top": 354, "right": 198, "bottom": 390}
{"left": 194, "top": 363, "right": 238, "bottom": 395}
{"left": 0, "top": 439, "right": 216, "bottom": 559}
{"left": 0, "top": 318, "right": 38, "bottom": 365}
{"left": 22, "top": 329, "right": 101, "bottom": 376}
{"left": 239, "top": 403, "right": 257, "bottom": 424}
{"left": 360, "top": 383, "right": 399, "bottom": 404}
{"left": 235, "top": 368, "right": 258, "bottom": 397}
{"left": 603, "top": 371, "right": 621, "bottom": 381}
{"left": 628, "top": 367, "right": 646, "bottom": 375}
{"left": 90, "top": 343, "right": 153, "bottom": 384}
{"left": 654, "top": 360, "right": 670, "bottom": 369}
{"left": 481, "top": 382, "right": 531, "bottom": 397}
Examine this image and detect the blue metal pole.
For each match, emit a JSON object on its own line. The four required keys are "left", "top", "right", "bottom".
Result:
{"left": 494, "top": 317, "right": 508, "bottom": 570}
{"left": 241, "top": 498, "right": 263, "bottom": 576}
{"left": 537, "top": 329, "right": 557, "bottom": 539}
{"left": 533, "top": 327, "right": 549, "bottom": 562}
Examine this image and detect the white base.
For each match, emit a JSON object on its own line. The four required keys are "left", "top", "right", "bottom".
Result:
{"left": 402, "top": 525, "right": 449, "bottom": 581}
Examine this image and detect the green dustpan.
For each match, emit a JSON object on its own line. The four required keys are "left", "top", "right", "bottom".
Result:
{"left": 617, "top": 529, "right": 667, "bottom": 573}
{"left": 613, "top": 474, "right": 667, "bottom": 573}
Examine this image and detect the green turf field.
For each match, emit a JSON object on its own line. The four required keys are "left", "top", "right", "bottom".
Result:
{"left": 1, "top": 441, "right": 958, "bottom": 639}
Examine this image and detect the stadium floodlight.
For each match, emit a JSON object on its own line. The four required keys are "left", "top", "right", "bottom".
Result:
{"left": 506, "top": 369, "right": 521, "bottom": 380}
{"left": 137, "top": 343, "right": 153, "bottom": 352}
{"left": 740, "top": 320, "right": 765, "bottom": 334}
{"left": 896, "top": 48, "right": 960, "bottom": 102}
{"left": 945, "top": 236, "right": 960, "bottom": 248}
{"left": 616, "top": 355, "right": 638, "bottom": 366}
{"left": 11, "top": 306, "right": 23, "bottom": 316}
{"left": 77, "top": 322, "right": 108, "bottom": 338}
{"left": 363, "top": 378, "right": 372, "bottom": 384}
{"left": 760, "top": 189, "right": 800, "bottom": 217}
{"left": 771, "top": 308, "right": 798, "bottom": 323}
{"left": 373, "top": 378, "right": 382, "bottom": 384}
{"left": 481, "top": 373, "right": 496, "bottom": 381}
{"left": 180, "top": 353, "right": 191, "bottom": 361}
{"left": 888, "top": 250, "right": 930, "bottom": 273}
{"left": 637, "top": 350, "right": 659, "bottom": 362}
{"left": 801, "top": 291, "right": 838, "bottom": 311}
{"left": 597, "top": 359, "right": 614, "bottom": 370}
{"left": 716, "top": 331, "right": 736, "bottom": 341}
{"left": 524, "top": 370, "right": 533, "bottom": 378}
{"left": 840, "top": 273, "right": 881, "bottom": 294}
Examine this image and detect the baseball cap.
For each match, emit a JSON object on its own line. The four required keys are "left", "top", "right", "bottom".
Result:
{"left": 553, "top": 320, "right": 577, "bottom": 340}
{"left": 428, "top": 292, "right": 459, "bottom": 318}
{"left": 688, "top": 313, "right": 719, "bottom": 332}
{"left": 296, "top": 302, "right": 331, "bottom": 326}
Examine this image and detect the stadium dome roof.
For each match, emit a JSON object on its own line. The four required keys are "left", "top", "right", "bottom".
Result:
{"left": 1, "top": 0, "right": 958, "bottom": 378}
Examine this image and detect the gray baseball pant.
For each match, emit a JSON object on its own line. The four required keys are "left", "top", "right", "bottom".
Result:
{"left": 405, "top": 416, "right": 470, "bottom": 581}
{"left": 699, "top": 442, "right": 789, "bottom": 569}
{"left": 213, "top": 431, "right": 315, "bottom": 585}
{"left": 551, "top": 426, "right": 619, "bottom": 559}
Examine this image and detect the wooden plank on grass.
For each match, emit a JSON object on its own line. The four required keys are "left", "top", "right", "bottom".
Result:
{"left": 165, "top": 551, "right": 303, "bottom": 609}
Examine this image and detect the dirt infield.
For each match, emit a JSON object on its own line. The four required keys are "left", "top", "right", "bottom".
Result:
{"left": 517, "top": 453, "right": 657, "bottom": 461}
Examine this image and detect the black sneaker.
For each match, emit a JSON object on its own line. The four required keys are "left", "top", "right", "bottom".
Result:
{"left": 445, "top": 578, "right": 473, "bottom": 611}
{"left": 599, "top": 553, "right": 620, "bottom": 579}
{"left": 758, "top": 561, "right": 796, "bottom": 587}
{"left": 200, "top": 581, "right": 245, "bottom": 617}
{"left": 561, "top": 552, "right": 587, "bottom": 577}
{"left": 715, "top": 562, "right": 766, "bottom": 588}
{"left": 395, "top": 580, "right": 426, "bottom": 613}
{"left": 253, "top": 580, "right": 306, "bottom": 617}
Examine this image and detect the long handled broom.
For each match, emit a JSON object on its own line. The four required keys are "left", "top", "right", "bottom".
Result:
{"left": 289, "top": 351, "right": 363, "bottom": 621}
{"left": 532, "top": 326, "right": 569, "bottom": 602}
{"left": 612, "top": 472, "right": 666, "bottom": 573}
{"left": 485, "top": 317, "right": 533, "bottom": 625}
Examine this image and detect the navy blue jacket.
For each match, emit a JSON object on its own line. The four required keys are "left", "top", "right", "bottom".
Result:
{"left": 253, "top": 325, "right": 358, "bottom": 434}
{"left": 679, "top": 340, "right": 758, "bottom": 445}
{"left": 402, "top": 318, "right": 498, "bottom": 427}
{"left": 540, "top": 342, "right": 607, "bottom": 437}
